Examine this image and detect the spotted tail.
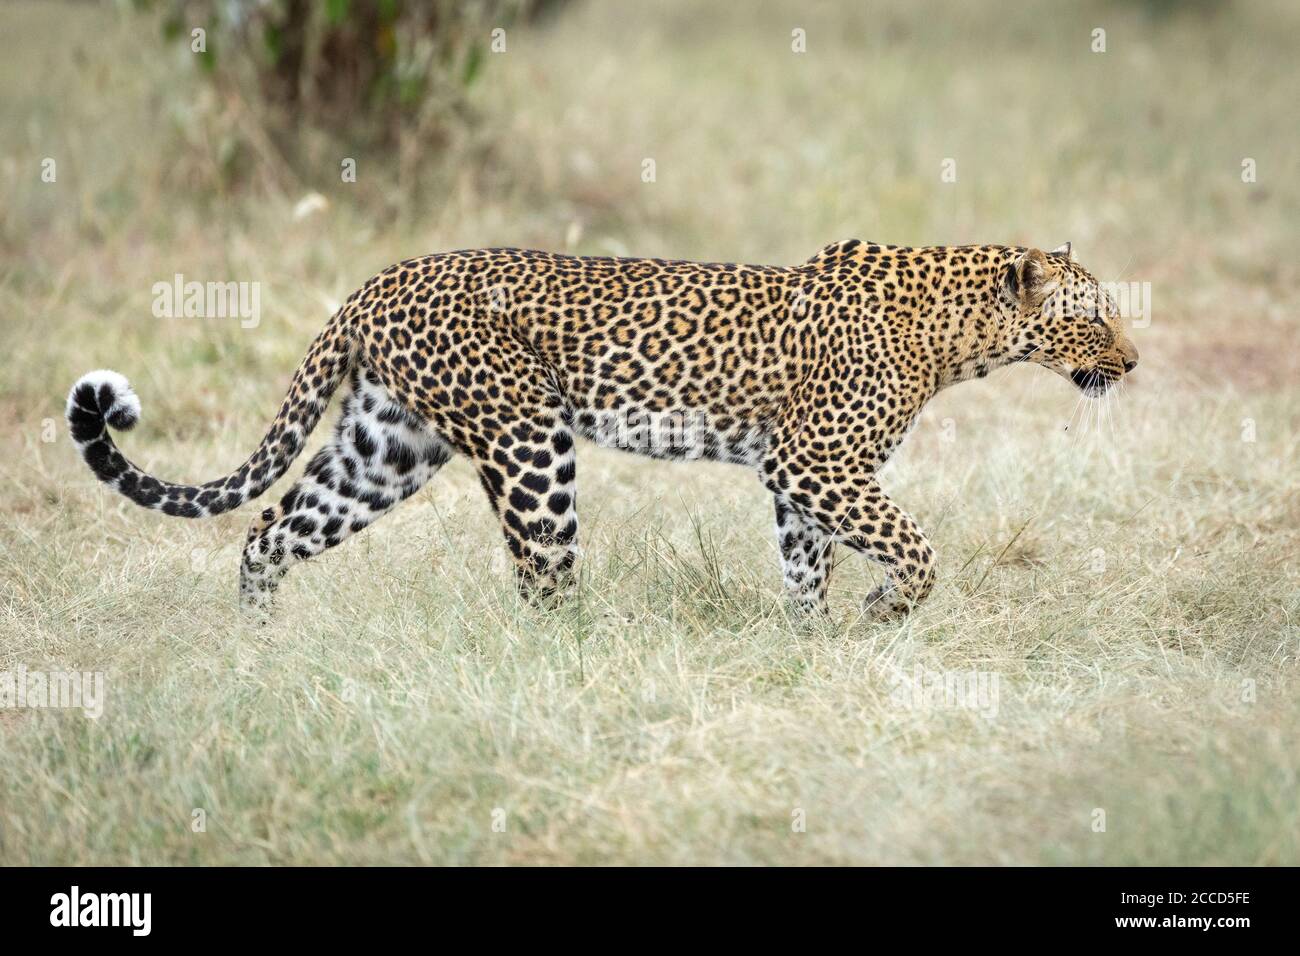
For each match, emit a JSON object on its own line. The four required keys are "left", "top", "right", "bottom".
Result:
{"left": 66, "top": 311, "right": 355, "bottom": 518}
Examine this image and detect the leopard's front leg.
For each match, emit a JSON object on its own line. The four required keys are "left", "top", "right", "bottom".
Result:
{"left": 765, "top": 463, "right": 935, "bottom": 619}
{"left": 773, "top": 492, "right": 835, "bottom": 616}
{"left": 826, "top": 479, "right": 935, "bottom": 618}
{"left": 763, "top": 361, "right": 938, "bottom": 618}
{"left": 858, "top": 504, "right": 936, "bottom": 619}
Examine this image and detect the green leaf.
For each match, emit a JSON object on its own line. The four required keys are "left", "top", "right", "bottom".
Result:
{"left": 462, "top": 43, "right": 484, "bottom": 87}
{"left": 263, "top": 23, "right": 283, "bottom": 63}
{"left": 326, "top": 0, "right": 350, "bottom": 26}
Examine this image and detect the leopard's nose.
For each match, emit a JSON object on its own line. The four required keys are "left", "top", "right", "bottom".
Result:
{"left": 1117, "top": 338, "right": 1139, "bottom": 373}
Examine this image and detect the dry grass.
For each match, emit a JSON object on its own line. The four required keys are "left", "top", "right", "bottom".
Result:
{"left": 0, "top": 0, "right": 1297, "bottom": 865}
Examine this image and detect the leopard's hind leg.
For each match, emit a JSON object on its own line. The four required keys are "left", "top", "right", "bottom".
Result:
{"left": 239, "top": 366, "right": 452, "bottom": 617}
{"left": 472, "top": 408, "right": 579, "bottom": 604}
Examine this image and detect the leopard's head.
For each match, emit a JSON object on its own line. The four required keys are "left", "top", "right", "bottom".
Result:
{"left": 1001, "top": 243, "right": 1139, "bottom": 396}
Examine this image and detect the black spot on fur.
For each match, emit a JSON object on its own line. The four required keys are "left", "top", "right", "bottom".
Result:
{"left": 353, "top": 424, "right": 377, "bottom": 459}
{"left": 509, "top": 488, "right": 539, "bottom": 511}
{"left": 521, "top": 472, "right": 550, "bottom": 494}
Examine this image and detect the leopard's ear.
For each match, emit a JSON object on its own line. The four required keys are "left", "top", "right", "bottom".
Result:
{"left": 1007, "top": 248, "right": 1050, "bottom": 304}
{"left": 1050, "top": 242, "right": 1075, "bottom": 261}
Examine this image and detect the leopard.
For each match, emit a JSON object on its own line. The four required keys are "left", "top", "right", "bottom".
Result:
{"left": 66, "top": 240, "right": 1138, "bottom": 620}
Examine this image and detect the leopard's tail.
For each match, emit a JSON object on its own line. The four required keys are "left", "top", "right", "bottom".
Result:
{"left": 66, "top": 309, "right": 355, "bottom": 518}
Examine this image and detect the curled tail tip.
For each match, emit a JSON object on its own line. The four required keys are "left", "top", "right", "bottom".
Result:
{"left": 68, "top": 369, "right": 141, "bottom": 432}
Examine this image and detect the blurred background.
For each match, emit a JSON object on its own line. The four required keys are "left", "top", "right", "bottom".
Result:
{"left": 1, "top": 1, "right": 1297, "bottom": 865}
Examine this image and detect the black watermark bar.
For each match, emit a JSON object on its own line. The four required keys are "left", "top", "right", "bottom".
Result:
{"left": 0, "top": 867, "right": 1287, "bottom": 943}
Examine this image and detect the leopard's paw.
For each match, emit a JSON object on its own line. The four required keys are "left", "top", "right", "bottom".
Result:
{"left": 863, "top": 583, "right": 911, "bottom": 620}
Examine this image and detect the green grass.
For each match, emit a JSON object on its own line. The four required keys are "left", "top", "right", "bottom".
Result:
{"left": 0, "top": 0, "right": 1297, "bottom": 865}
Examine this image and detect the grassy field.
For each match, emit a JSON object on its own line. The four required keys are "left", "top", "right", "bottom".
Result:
{"left": 1, "top": 0, "right": 1298, "bottom": 865}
